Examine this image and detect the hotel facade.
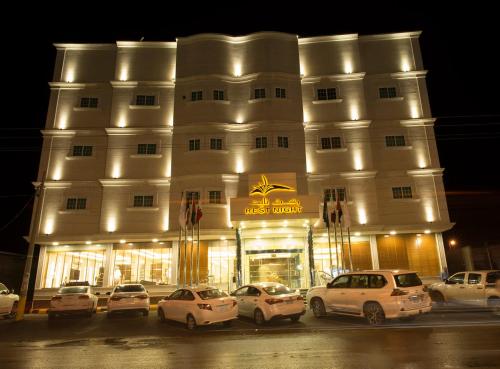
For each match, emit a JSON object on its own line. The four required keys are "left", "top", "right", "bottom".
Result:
{"left": 31, "top": 31, "right": 452, "bottom": 301}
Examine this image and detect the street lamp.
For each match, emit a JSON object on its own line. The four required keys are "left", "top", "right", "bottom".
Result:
{"left": 449, "top": 239, "right": 457, "bottom": 248}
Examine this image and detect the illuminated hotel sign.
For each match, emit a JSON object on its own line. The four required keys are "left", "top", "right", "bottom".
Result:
{"left": 245, "top": 175, "right": 303, "bottom": 215}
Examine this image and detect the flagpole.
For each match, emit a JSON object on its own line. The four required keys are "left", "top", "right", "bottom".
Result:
{"left": 339, "top": 224, "right": 346, "bottom": 273}
{"left": 327, "top": 222, "right": 333, "bottom": 277}
{"left": 177, "top": 228, "right": 182, "bottom": 288}
{"left": 190, "top": 224, "right": 194, "bottom": 286}
{"left": 196, "top": 219, "right": 200, "bottom": 285}
{"left": 333, "top": 219, "right": 339, "bottom": 276}
{"left": 183, "top": 225, "right": 187, "bottom": 288}
{"left": 347, "top": 226, "right": 354, "bottom": 272}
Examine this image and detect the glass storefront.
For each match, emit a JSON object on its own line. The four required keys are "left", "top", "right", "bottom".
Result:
{"left": 42, "top": 247, "right": 107, "bottom": 288}
{"left": 207, "top": 240, "right": 236, "bottom": 292}
{"left": 112, "top": 244, "right": 173, "bottom": 286}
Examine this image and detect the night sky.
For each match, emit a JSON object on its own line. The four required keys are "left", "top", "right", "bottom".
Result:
{"left": 1, "top": 4, "right": 499, "bottom": 255}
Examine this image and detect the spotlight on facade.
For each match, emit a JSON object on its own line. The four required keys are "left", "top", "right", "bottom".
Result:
{"left": 390, "top": 230, "right": 396, "bottom": 235}
{"left": 424, "top": 229, "right": 431, "bottom": 234}
{"left": 152, "top": 238, "right": 159, "bottom": 243}
{"left": 85, "top": 241, "right": 92, "bottom": 245}
{"left": 52, "top": 242, "right": 59, "bottom": 246}
{"left": 120, "top": 239, "right": 126, "bottom": 244}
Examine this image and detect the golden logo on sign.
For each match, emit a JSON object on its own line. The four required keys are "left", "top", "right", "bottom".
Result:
{"left": 249, "top": 175, "right": 294, "bottom": 197}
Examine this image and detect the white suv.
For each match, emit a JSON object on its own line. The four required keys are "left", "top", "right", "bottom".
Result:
{"left": 306, "top": 270, "right": 432, "bottom": 325}
{"left": 0, "top": 282, "right": 19, "bottom": 319}
{"left": 428, "top": 270, "right": 500, "bottom": 308}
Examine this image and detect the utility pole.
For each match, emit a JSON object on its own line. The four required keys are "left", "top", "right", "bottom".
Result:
{"left": 16, "top": 172, "right": 46, "bottom": 321}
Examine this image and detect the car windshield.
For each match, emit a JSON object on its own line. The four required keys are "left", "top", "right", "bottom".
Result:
{"left": 58, "top": 286, "right": 88, "bottom": 294}
{"left": 0, "top": 283, "right": 8, "bottom": 291}
{"left": 394, "top": 273, "right": 422, "bottom": 287}
{"left": 486, "top": 272, "right": 500, "bottom": 284}
{"left": 197, "top": 289, "right": 227, "bottom": 300}
{"left": 263, "top": 284, "right": 292, "bottom": 295}
{"left": 114, "top": 285, "right": 145, "bottom": 293}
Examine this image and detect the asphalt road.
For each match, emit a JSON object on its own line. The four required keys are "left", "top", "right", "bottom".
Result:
{"left": 1, "top": 310, "right": 500, "bottom": 369}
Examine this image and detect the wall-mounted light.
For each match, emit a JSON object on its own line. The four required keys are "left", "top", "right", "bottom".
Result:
{"left": 65, "top": 69, "right": 75, "bottom": 83}
{"left": 390, "top": 230, "right": 396, "bottom": 235}
{"left": 52, "top": 165, "right": 62, "bottom": 181}
{"left": 235, "top": 114, "right": 244, "bottom": 124}
{"left": 85, "top": 241, "right": 92, "bottom": 245}
{"left": 236, "top": 158, "right": 244, "bottom": 174}
{"left": 112, "top": 163, "right": 121, "bottom": 179}
{"left": 233, "top": 63, "right": 242, "bottom": 77}
{"left": 358, "top": 208, "right": 367, "bottom": 225}
{"left": 410, "top": 105, "right": 420, "bottom": 119}
{"left": 44, "top": 218, "right": 55, "bottom": 235}
{"left": 119, "top": 239, "right": 126, "bottom": 244}
{"left": 107, "top": 218, "right": 117, "bottom": 233}
{"left": 344, "top": 60, "right": 353, "bottom": 74}
{"left": 424, "top": 229, "right": 431, "bottom": 234}
{"left": 350, "top": 106, "right": 360, "bottom": 121}
{"left": 353, "top": 151, "right": 363, "bottom": 171}
{"left": 119, "top": 67, "right": 128, "bottom": 82}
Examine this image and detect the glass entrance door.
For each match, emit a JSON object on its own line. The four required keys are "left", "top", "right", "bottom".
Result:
{"left": 247, "top": 252, "right": 304, "bottom": 289}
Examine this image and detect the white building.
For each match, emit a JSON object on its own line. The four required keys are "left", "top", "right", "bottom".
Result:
{"left": 32, "top": 31, "right": 452, "bottom": 301}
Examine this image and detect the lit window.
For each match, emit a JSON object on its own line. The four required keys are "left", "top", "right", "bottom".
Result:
{"left": 210, "top": 138, "right": 223, "bottom": 150}
{"left": 321, "top": 137, "right": 342, "bottom": 150}
{"left": 277, "top": 136, "right": 288, "bottom": 148}
{"left": 209, "top": 191, "right": 222, "bottom": 204}
{"left": 66, "top": 197, "right": 87, "bottom": 210}
{"left": 255, "top": 136, "right": 267, "bottom": 149}
{"left": 317, "top": 88, "right": 337, "bottom": 101}
{"left": 191, "top": 91, "right": 203, "bottom": 101}
{"left": 213, "top": 90, "right": 224, "bottom": 100}
{"left": 80, "top": 97, "right": 98, "bottom": 108}
{"left": 275, "top": 88, "right": 286, "bottom": 99}
{"left": 134, "top": 195, "right": 154, "bottom": 207}
{"left": 189, "top": 139, "right": 201, "bottom": 151}
{"left": 137, "top": 144, "right": 157, "bottom": 155}
{"left": 72, "top": 145, "right": 93, "bottom": 157}
{"left": 136, "top": 95, "right": 155, "bottom": 106}
{"left": 379, "top": 87, "right": 397, "bottom": 99}
{"left": 392, "top": 186, "right": 412, "bottom": 199}
{"left": 254, "top": 88, "right": 266, "bottom": 99}
{"left": 186, "top": 191, "right": 200, "bottom": 202}
{"left": 385, "top": 136, "right": 406, "bottom": 147}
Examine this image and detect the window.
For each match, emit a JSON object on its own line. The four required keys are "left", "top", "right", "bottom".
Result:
{"left": 321, "top": 137, "right": 342, "bottom": 150}
{"left": 379, "top": 87, "right": 397, "bottom": 99}
{"left": 234, "top": 287, "right": 248, "bottom": 297}
{"left": 350, "top": 275, "right": 369, "bottom": 288}
{"left": 329, "top": 275, "right": 351, "bottom": 288}
{"left": 209, "top": 191, "right": 222, "bottom": 204}
{"left": 213, "top": 90, "right": 224, "bottom": 100}
{"left": 324, "top": 188, "right": 346, "bottom": 202}
{"left": 369, "top": 275, "right": 387, "bottom": 288}
{"left": 254, "top": 88, "right": 266, "bottom": 99}
{"left": 66, "top": 198, "right": 87, "bottom": 210}
{"left": 275, "top": 88, "right": 286, "bottom": 98}
{"left": 133, "top": 195, "right": 154, "bottom": 207}
{"left": 317, "top": 88, "right": 337, "bottom": 100}
{"left": 137, "top": 144, "right": 157, "bottom": 155}
{"left": 448, "top": 273, "right": 465, "bottom": 285}
{"left": 392, "top": 186, "right": 413, "bottom": 199}
{"left": 191, "top": 91, "right": 203, "bottom": 101}
{"left": 72, "top": 145, "right": 93, "bottom": 157}
{"left": 189, "top": 139, "right": 201, "bottom": 151}
{"left": 181, "top": 290, "right": 195, "bottom": 300}
{"left": 468, "top": 273, "right": 482, "bottom": 285}
{"left": 79, "top": 97, "right": 98, "bottom": 108}
{"left": 186, "top": 192, "right": 200, "bottom": 202}
{"left": 394, "top": 273, "right": 422, "bottom": 287}
{"left": 486, "top": 272, "right": 500, "bottom": 284}
{"left": 136, "top": 95, "right": 155, "bottom": 106}
{"left": 210, "top": 138, "right": 223, "bottom": 150}
{"left": 277, "top": 136, "right": 288, "bottom": 148}
{"left": 255, "top": 136, "right": 267, "bottom": 149}
{"left": 385, "top": 135, "right": 406, "bottom": 147}
{"left": 169, "top": 290, "right": 184, "bottom": 300}
{"left": 198, "top": 289, "right": 227, "bottom": 300}
{"left": 247, "top": 286, "right": 261, "bottom": 296}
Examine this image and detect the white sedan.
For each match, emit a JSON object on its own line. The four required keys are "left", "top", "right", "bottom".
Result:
{"left": 107, "top": 284, "right": 150, "bottom": 317}
{"left": 0, "top": 282, "right": 19, "bottom": 319}
{"left": 157, "top": 286, "right": 237, "bottom": 330}
{"left": 231, "top": 282, "right": 306, "bottom": 325}
{"left": 48, "top": 286, "right": 98, "bottom": 319}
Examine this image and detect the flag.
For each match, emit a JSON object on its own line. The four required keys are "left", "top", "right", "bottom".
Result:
{"left": 330, "top": 208, "right": 336, "bottom": 224}
{"left": 322, "top": 195, "right": 330, "bottom": 228}
{"left": 196, "top": 201, "right": 203, "bottom": 223}
{"left": 342, "top": 200, "right": 351, "bottom": 228}
{"left": 190, "top": 198, "right": 197, "bottom": 226}
{"left": 178, "top": 192, "right": 187, "bottom": 228}
{"left": 335, "top": 191, "right": 343, "bottom": 226}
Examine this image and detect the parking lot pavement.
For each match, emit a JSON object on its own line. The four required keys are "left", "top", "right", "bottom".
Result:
{"left": 1, "top": 309, "right": 499, "bottom": 342}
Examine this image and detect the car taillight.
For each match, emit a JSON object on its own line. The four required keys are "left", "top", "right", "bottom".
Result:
{"left": 197, "top": 303, "right": 212, "bottom": 310}
{"left": 51, "top": 296, "right": 62, "bottom": 301}
{"left": 422, "top": 285, "right": 429, "bottom": 292}
{"left": 136, "top": 294, "right": 148, "bottom": 299}
{"left": 297, "top": 296, "right": 304, "bottom": 301}
{"left": 391, "top": 289, "right": 409, "bottom": 296}
{"left": 232, "top": 300, "right": 237, "bottom": 307}
{"left": 265, "top": 298, "right": 284, "bottom": 305}
{"left": 78, "top": 295, "right": 89, "bottom": 299}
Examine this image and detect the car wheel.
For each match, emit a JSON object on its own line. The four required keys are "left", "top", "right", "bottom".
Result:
{"left": 310, "top": 298, "right": 326, "bottom": 318}
{"left": 8, "top": 301, "right": 18, "bottom": 319}
{"left": 254, "top": 309, "right": 265, "bottom": 325}
{"left": 223, "top": 320, "right": 232, "bottom": 327}
{"left": 364, "top": 302, "right": 385, "bottom": 325}
{"left": 158, "top": 308, "right": 166, "bottom": 323}
{"left": 186, "top": 314, "right": 197, "bottom": 330}
{"left": 142, "top": 310, "right": 149, "bottom": 317}
{"left": 430, "top": 291, "right": 446, "bottom": 306}
{"left": 290, "top": 314, "right": 301, "bottom": 322}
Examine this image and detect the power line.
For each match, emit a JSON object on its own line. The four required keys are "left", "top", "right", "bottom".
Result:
{"left": 0, "top": 194, "right": 34, "bottom": 234}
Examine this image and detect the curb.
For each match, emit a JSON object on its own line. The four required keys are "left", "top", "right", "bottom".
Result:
{"left": 30, "top": 305, "right": 158, "bottom": 314}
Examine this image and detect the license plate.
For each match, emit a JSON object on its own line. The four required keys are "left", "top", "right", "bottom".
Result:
{"left": 409, "top": 295, "right": 422, "bottom": 302}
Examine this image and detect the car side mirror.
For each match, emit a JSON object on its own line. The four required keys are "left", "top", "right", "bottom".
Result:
{"left": 106, "top": 292, "right": 111, "bottom": 295}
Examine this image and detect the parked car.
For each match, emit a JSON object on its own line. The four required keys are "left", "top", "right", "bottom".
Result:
{"left": 157, "top": 286, "right": 237, "bottom": 330}
{"left": 428, "top": 270, "right": 500, "bottom": 308}
{"left": 306, "top": 270, "right": 432, "bottom": 325}
{"left": 48, "top": 285, "right": 98, "bottom": 319}
{"left": 107, "top": 284, "right": 150, "bottom": 317}
{"left": 0, "top": 282, "right": 19, "bottom": 319}
{"left": 231, "top": 282, "right": 305, "bottom": 325}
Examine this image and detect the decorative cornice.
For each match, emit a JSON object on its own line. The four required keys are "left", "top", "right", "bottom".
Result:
{"left": 105, "top": 127, "right": 173, "bottom": 135}
{"left": 175, "top": 72, "right": 300, "bottom": 84}
{"left": 400, "top": 118, "right": 436, "bottom": 127}
{"left": 390, "top": 70, "right": 428, "bottom": 79}
{"left": 116, "top": 41, "right": 176, "bottom": 49}
{"left": 49, "top": 82, "right": 106, "bottom": 90}
{"left": 177, "top": 32, "right": 297, "bottom": 45}
{"left": 110, "top": 81, "right": 175, "bottom": 88}
{"left": 298, "top": 34, "right": 358, "bottom": 45}
{"left": 33, "top": 181, "right": 72, "bottom": 189}
{"left": 54, "top": 43, "right": 115, "bottom": 50}
{"left": 41, "top": 129, "right": 77, "bottom": 137}
{"left": 359, "top": 31, "right": 422, "bottom": 41}
{"left": 99, "top": 178, "right": 171, "bottom": 187}
{"left": 304, "top": 120, "right": 372, "bottom": 130}
{"left": 222, "top": 174, "right": 240, "bottom": 183}
{"left": 407, "top": 168, "right": 444, "bottom": 177}
{"left": 301, "top": 72, "right": 365, "bottom": 83}
{"left": 340, "top": 171, "right": 378, "bottom": 179}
